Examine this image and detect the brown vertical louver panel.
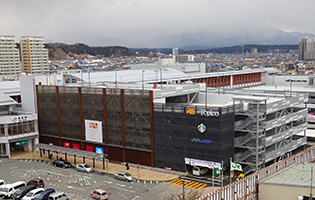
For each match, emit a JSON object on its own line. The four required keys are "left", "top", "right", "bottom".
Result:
{"left": 121, "top": 89, "right": 126, "bottom": 161}
{"left": 36, "top": 85, "right": 40, "bottom": 133}
{"left": 78, "top": 87, "right": 83, "bottom": 149}
{"left": 103, "top": 88, "right": 108, "bottom": 154}
{"left": 56, "top": 86, "right": 61, "bottom": 146}
{"left": 150, "top": 90, "right": 154, "bottom": 167}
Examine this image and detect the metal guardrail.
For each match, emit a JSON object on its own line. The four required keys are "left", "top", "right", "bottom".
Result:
{"left": 197, "top": 145, "right": 315, "bottom": 200}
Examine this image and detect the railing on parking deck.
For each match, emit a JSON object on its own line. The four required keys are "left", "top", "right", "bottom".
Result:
{"left": 197, "top": 145, "right": 315, "bottom": 200}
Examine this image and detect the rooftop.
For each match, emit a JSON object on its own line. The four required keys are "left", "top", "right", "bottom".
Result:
{"left": 258, "top": 163, "right": 315, "bottom": 188}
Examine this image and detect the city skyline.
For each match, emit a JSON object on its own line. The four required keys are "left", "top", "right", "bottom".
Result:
{"left": 1, "top": 0, "right": 315, "bottom": 47}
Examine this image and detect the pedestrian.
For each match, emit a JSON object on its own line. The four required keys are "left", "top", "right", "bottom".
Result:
{"left": 125, "top": 162, "right": 129, "bottom": 170}
{"left": 49, "top": 153, "right": 52, "bottom": 161}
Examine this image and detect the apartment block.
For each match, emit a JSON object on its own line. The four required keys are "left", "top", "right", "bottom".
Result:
{"left": 0, "top": 35, "right": 21, "bottom": 76}
{"left": 20, "top": 36, "right": 49, "bottom": 74}
{"left": 299, "top": 37, "right": 315, "bottom": 61}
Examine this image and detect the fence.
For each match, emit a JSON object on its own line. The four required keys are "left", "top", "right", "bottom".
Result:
{"left": 197, "top": 145, "right": 315, "bottom": 200}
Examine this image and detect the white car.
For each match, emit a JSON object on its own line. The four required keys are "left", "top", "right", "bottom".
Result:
{"left": 22, "top": 188, "right": 45, "bottom": 200}
{"left": 75, "top": 164, "right": 93, "bottom": 173}
{"left": 114, "top": 172, "right": 135, "bottom": 182}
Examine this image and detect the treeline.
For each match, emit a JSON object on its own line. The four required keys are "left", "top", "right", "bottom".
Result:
{"left": 45, "top": 43, "right": 134, "bottom": 60}
{"left": 132, "top": 44, "right": 299, "bottom": 55}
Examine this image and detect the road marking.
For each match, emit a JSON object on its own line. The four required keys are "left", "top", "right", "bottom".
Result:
{"left": 104, "top": 181, "right": 112, "bottom": 184}
{"left": 132, "top": 195, "right": 140, "bottom": 200}
{"left": 10, "top": 166, "right": 17, "bottom": 169}
{"left": 168, "top": 178, "right": 207, "bottom": 190}
{"left": 116, "top": 183, "right": 126, "bottom": 187}
{"left": 118, "top": 193, "right": 127, "bottom": 199}
{"left": 66, "top": 185, "right": 85, "bottom": 191}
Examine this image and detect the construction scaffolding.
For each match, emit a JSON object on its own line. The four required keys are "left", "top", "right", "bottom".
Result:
{"left": 233, "top": 93, "right": 308, "bottom": 175}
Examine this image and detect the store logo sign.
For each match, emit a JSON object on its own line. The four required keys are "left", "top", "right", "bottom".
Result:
{"left": 191, "top": 138, "right": 213, "bottom": 144}
{"left": 199, "top": 109, "right": 220, "bottom": 117}
{"left": 197, "top": 123, "right": 207, "bottom": 133}
{"left": 186, "top": 108, "right": 196, "bottom": 115}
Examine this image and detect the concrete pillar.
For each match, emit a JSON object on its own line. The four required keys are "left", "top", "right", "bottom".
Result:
{"left": 4, "top": 125, "right": 8, "bottom": 137}
{"left": 34, "top": 138, "right": 39, "bottom": 151}
{"left": 5, "top": 143, "right": 10, "bottom": 158}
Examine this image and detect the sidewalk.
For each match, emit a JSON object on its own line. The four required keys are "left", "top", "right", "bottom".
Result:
{"left": 9, "top": 151, "right": 181, "bottom": 182}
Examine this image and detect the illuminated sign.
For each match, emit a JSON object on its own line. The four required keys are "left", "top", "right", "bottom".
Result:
{"left": 186, "top": 108, "right": 196, "bottom": 115}
{"left": 197, "top": 123, "right": 207, "bottom": 133}
{"left": 191, "top": 138, "right": 212, "bottom": 144}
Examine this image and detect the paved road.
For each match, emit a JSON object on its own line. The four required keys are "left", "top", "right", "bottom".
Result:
{"left": 0, "top": 159, "right": 164, "bottom": 200}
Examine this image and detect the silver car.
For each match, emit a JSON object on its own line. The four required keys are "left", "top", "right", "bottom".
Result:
{"left": 75, "top": 164, "right": 93, "bottom": 173}
{"left": 114, "top": 172, "right": 134, "bottom": 182}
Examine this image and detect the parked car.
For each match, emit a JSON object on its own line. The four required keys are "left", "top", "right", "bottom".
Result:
{"left": 27, "top": 179, "right": 45, "bottom": 188}
{"left": 91, "top": 189, "right": 108, "bottom": 200}
{"left": 75, "top": 164, "right": 93, "bottom": 173}
{"left": 0, "top": 179, "right": 5, "bottom": 186}
{"left": 114, "top": 172, "right": 135, "bottom": 182}
{"left": 0, "top": 181, "right": 26, "bottom": 198}
{"left": 52, "top": 160, "right": 72, "bottom": 168}
{"left": 48, "top": 191, "right": 69, "bottom": 200}
{"left": 22, "top": 188, "right": 45, "bottom": 200}
{"left": 192, "top": 166, "right": 208, "bottom": 176}
{"left": 33, "top": 189, "right": 55, "bottom": 200}
{"left": 12, "top": 185, "right": 36, "bottom": 200}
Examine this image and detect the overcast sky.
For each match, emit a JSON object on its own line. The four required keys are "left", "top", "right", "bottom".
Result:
{"left": 1, "top": 0, "right": 314, "bottom": 46}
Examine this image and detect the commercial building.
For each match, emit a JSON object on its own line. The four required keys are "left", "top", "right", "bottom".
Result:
{"left": 20, "top": 36, "right": 49, "bottom": 74}
{"left": 0, "top": 92, "right": 38, "bottom": 158}
{"left": 34, "top": 71, "right": 307, "bottom": 174}
{"left": 299, "top": 37, "right": 315, "bottom": 61}
{"left": 0, "top": 35, "right": 21, "bottom": 77}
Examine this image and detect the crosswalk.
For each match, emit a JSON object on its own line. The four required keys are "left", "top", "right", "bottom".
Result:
{"left": 168, "top": 178, "right": 207, "bottom": 190}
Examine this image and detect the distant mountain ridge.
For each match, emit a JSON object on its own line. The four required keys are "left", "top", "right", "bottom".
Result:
{"left": 131, "top": 27, "right": 315, "bottom": 49}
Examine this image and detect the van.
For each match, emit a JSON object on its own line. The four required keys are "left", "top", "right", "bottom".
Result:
{"left": 192, "top": 166, "right": 208, "bottom": 176}
{"left": 12, "top": 185, "right": 36, "bottom": 200}
{"left": 48, "top": 192, "right": 69, "bottom": 200}
{"left": 0, "top": 181, "right": 26, "bottom": 198}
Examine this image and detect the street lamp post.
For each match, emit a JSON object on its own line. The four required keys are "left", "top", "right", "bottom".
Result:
{"left": 142, "top": 70, "right": 145, "bottom": 90}
{"left": 115, "top": 69, "right": 117, "bottom": 89}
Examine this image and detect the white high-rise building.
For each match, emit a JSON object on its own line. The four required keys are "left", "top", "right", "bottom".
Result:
{"left": 0, "top": 35, "right": 21, "bottom": 76}
{"left": 299, "top": 37, "right": 315, "bottom": 61}
{"left": 20, "top": 36, "right": 49, "bottom": 74}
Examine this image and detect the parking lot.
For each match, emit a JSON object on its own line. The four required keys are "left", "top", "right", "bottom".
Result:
{"left": 0, "top": 159, "right": 162, "bottom": 200}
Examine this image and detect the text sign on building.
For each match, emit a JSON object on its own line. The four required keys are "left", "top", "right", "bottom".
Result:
{"left": 184, "top": 157, "right": 221, "bottom": 169}
{"left": 186, "top": 108, "right": 220, "bottom": 117}
{"left": 85, "top": 119, "right": 102, "bottom": 143}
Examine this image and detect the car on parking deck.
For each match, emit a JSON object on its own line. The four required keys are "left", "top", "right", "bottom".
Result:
{"left": 52, "top": 160, "right": 72, "bottom": 168}
{"left": 33, "top": 188, "right": 55, "bottom": 200}
{"left": 22, "top": 188, "right": 45, "bottom": 200}
{"left": 91, "top": 189, "right": 108, "bottom": 200}
{"left": 27, "top": 178, "right": 45, "bottom": 188}
{"left": 75, "top": 164, "right": 93, "bottom": 173}
{"left": 12, "top": 185, "right": 37, "bottom": 200}
{"left": 114, "top": 172, "right": 135, "bottom": 182}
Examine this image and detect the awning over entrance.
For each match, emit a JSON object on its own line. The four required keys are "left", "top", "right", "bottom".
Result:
{"left": 34, "top": 143, "right": 108, "bottom": 169}
{"left": 34, "top": 143, "right": 107, "bottom": 159}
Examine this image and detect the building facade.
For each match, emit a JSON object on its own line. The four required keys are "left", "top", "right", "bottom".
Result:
{"left": 0, "top": 35, "right": 21, "bottom": 76}
{"left": 20, "top": 36, "right": 49, "bottom": 74}
{"left": 0, "top": 93, "right": 38, "bottom": 158}
{"left": 299, "top": 37, "right": 315, "bottom": 61}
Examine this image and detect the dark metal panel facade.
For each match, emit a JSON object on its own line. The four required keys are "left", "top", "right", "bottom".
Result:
{"left": 154, "top": 104, "right": 235, "bottom": 172}
{"left": 37, "top": 86, "right": 59, "bottom": 137}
